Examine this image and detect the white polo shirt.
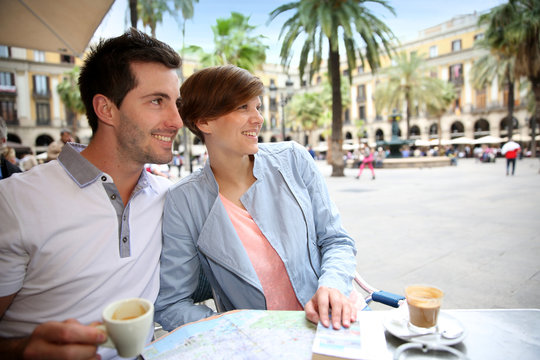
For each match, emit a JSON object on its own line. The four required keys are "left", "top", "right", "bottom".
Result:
{"left": 0, "top": 143, "right": 171, "bottom": 358}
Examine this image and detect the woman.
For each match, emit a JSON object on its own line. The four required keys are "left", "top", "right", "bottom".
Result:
{"left": 355, "top": 147, "right": 375, "bottom": 180}
{"left": 155, "top": 65, "right": 358, "bottom": 331}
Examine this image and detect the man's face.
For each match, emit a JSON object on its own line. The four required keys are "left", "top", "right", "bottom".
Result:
{"left": 61, "top": 132, "right": 73, "bottom": 144}
{"left": 115, "top": 62, "right": 183, "bottom": 166}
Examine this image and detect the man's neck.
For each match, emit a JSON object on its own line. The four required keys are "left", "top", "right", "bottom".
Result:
{"left": 81, "top": 141, "right": 142, "bottom": 206}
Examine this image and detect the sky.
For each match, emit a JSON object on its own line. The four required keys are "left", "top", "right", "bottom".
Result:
{"left": 92, "top": 0, "right": 506, "bottom": 65}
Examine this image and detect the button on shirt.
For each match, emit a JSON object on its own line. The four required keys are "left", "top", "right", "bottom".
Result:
{"left": 0, "top": 143, "right": 172, "bottom": 359}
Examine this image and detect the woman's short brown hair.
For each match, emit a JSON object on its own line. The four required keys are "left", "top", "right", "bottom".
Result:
{"left": 179, "top": 65, "right": 264, "bottom": 143}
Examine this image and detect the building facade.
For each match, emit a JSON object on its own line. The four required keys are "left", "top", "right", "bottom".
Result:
{"left": 1, "top": 11, "right": 536, "bottom": 157}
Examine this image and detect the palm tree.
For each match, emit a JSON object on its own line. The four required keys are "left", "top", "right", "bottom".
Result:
{"left": 269, "top": 0, "right": 395, "bottom": 176}
{"left": 479, "top": 0, "right": 540, "bottom": 156}
{"left": 374, "top": 52, "right": 443, "bottom": 139}
{"left": 426, "top": 79, "right": 457, "bottom": 154}
{"left": 471, "top": 49, "right": 517, "bottom": 139}
{"left": 135, "top": 0, "right": 199, "bottom": 38}
{"left": 57, "top": 67, "right": 85, "bottom": 134}
{"left": 129, "top": 0, "right": 138, "bottom": 28}
{"left": 288, "top": 91, "right": 328, "bottom": 145}
{"left": 184, "top": 12, "right": 267, "bottom": 72}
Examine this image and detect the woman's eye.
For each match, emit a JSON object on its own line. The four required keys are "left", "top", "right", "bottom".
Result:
{"left": 237, "top": 104, "right": 248, "bottom": 110}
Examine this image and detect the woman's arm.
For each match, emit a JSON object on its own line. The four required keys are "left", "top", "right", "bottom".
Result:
{"left": 154, "top": 191, "right": 215, "bottom": 331}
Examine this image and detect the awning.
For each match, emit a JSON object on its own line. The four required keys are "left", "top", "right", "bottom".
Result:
{"left": 0, "top": 0, "right": 115, "bottom": 57}
{"left": 471, "top": 135, "right": 505, "bottom": 144}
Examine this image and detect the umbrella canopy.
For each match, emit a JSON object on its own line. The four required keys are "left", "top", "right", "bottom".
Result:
{"left": 0, "top": 0, "right": 115, "bottom": 57}
{"left": 449, "top": 136, "right": 475, "bottom": 145}
{"left": 471, "top": 135, "right": 505, "bottom": 144}
{"left": 414, "top": 139, "right": 431, "bottom": 146}
{"left": 501, "top": 141, "right": 521, "bottom": 155}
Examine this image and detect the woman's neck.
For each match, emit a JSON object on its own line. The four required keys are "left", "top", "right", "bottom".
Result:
{"left": 208, "top": 150, "right": 256, "bottom": 207}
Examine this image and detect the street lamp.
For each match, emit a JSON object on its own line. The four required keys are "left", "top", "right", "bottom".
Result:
{"left": 269, "top": 79, "right": 294, "bottom": 141}
{"left": 281, "top": 79, "right": 294, "bottom": 141}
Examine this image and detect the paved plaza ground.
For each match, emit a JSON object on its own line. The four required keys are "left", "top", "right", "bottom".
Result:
{"left": 317, "top": 157, "right": 540, "bottom": 311}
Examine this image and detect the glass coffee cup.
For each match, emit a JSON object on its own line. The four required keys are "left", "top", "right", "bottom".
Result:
{"left": 405, "top": 285, "right": 444, "bottom": 333}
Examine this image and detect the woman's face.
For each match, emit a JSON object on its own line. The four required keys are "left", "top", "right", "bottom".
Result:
{"left": 200, "top": 96, "right": 264, "bottom": 157}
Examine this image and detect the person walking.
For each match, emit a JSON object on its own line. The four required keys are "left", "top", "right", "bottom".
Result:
{"left": 355, "top": 147, "right": 376, "bottom": 180}
{"left": 501, "top": 140, "right": 521, "bottom": 176}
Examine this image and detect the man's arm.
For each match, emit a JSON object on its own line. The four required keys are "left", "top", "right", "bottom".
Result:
{"left": 0, "top": 294, "right": 106, "bottom": 360}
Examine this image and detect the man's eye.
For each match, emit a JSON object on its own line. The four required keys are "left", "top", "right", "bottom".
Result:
{"left": 151, "top": 98, "right": 162, "bottom": 105}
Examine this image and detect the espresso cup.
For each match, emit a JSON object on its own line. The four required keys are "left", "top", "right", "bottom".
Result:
{"left": 98, "top": 297, "right": 154, "bottom": 358}
{"left": 405, "top": 285, "right": 444, "bottom": 332}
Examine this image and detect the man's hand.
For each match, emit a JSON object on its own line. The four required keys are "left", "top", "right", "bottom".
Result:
{"left": 1, "top": 319, "right": 107, "bottom": 360}
{"left": 304, "top": 286, "right": 357, "bottom": 330}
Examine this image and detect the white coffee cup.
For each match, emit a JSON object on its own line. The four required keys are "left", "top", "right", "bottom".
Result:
{"left": 98, "top": 297, "right": 154, "bottom": 358}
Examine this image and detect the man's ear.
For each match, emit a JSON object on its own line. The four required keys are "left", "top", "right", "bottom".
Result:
{"left": 92, "top": 94, "right": 115, "bottom": 126}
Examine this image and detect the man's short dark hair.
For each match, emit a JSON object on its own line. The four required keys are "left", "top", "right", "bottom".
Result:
{"left": 78, "top": 28, "right": 181, "bottom": 134}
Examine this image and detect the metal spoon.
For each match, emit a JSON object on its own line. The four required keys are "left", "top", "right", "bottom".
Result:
{"left": 401, "top": 328, "right": 463, "bottom": 340}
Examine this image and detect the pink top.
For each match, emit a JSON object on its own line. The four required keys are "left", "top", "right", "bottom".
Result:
{"left": 220, "top": 194, "right": 303, "bottom": 310}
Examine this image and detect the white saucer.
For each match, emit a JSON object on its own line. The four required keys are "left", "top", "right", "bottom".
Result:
{"left": 383, "top": 308, "right": 467, "bottom": 346}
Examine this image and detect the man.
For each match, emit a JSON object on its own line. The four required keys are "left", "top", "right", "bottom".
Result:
{"left": 46, "top": 128, "right": 74, "bottom": 162}
{"left": 0, "top": 117, "right": 22, "bottom": 180}
{"left": 501, "top": 140, "right": 521, "bottom": 176}
{"left": 0, "top": 29, "right": 183, "bottom": 359}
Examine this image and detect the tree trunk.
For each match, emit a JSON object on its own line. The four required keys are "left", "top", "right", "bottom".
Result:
{"left": 129, "top": 0, "right": 138, "bottom": 29}
{"left": 530, "top": 75, "right": 540, "bottom": 158}
{"left": 506, "top": 72, "right": 514, "bottom": 140}
{"left": 406, "top": 91, "right": 411, "bottom": 139}
{"left": 328, "top": 40, "right": 344, "bottom": 177}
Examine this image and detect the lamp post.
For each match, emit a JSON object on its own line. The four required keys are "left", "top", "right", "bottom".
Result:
{"left": 269, "top": 79, "right": 294, "bottom": 141}
{"left": 281, "top": 79, "right": 294, "bottom": 141}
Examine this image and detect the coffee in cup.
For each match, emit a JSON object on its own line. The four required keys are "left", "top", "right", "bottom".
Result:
{"left": 405, "top": 285, "right": 443, "bottom": 331}
{"left": 98, "top": 297, "right": 154, "bottom": 358}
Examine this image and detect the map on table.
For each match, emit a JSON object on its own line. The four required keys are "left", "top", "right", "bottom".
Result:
{"left": 142, "top": 310, "right": 317, "bottom": 359}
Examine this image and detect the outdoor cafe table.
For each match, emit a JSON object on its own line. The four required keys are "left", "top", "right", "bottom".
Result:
{"left": 142, "top": 308, "right": 540, "bottom": 359}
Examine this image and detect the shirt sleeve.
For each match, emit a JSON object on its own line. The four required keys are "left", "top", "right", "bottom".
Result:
{"left": 0, "top": 188, "right": 28, "bottom": 296}
{"left": 154, "top": 188, "right": 215, "bottom": 331}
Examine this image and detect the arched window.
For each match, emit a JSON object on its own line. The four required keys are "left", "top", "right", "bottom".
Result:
{"left": 450, "top": 121, "right": 465, "bottom": 138}
{"left": 409, "top": 125, "right": 421, "bottom": 138}
{"left": 474, "top": 119, "right": 490, "bottom": 138}
{"left": 375, "top": 129, "right": 384, "bottom": 141}
{"left": 499, "top": 116, "right": 518, "bottom": 138}
{"left": 429, "top": 123, "right": 438, "bottom": 136}
{"left": 35, "top": 134, "right": 53, "bottom": 147}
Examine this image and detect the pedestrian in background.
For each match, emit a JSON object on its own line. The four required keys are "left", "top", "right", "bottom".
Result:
{"left": 356, "top": 147, "right": 376, "bottom": 180}
{"left": 0, "top": 117, "right": 22, "bottom": 180}
{"left": 501, "top": 140, "right": 521, "bottom": 176}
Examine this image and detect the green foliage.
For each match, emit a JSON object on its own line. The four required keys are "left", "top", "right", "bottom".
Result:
{"left": 269, "top": 0, "right": 396, "bottom": 85}
{"left": 137, "top": 0, "right": 199, "bottom": 37}
{"left": 268, "top": 0, "right": 396, "bottom": 175}
{"left": 374, "top": 52, "right": 445, "bottom": 138}
{"left": 288, "top": 91, "right": 327, "bottom": 132}
{"left": 184, "top": 12, "right": 268, "bottom": 72}
{"left": 56, "top": 67, "right": 85, "bottom": 115}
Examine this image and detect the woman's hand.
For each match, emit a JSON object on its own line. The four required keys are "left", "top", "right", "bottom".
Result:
{"left": 304, "top": 286, "right": 357, "bottom": 330}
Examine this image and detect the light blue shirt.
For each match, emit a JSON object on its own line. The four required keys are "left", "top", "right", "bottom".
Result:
{"left": 155, "top": 142, "right": 357, "bottom": 330}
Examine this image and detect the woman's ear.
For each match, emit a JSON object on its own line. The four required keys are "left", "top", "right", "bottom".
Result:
{"left": 196, "top": 119, "right": 212, "bottom": 134}
{"left": 93, "top": 94, "right": 115, "bottom": 126}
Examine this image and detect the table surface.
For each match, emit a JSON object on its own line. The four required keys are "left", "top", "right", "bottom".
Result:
{"left": 143, "top": 308, "right": 540, "bottom": 360}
